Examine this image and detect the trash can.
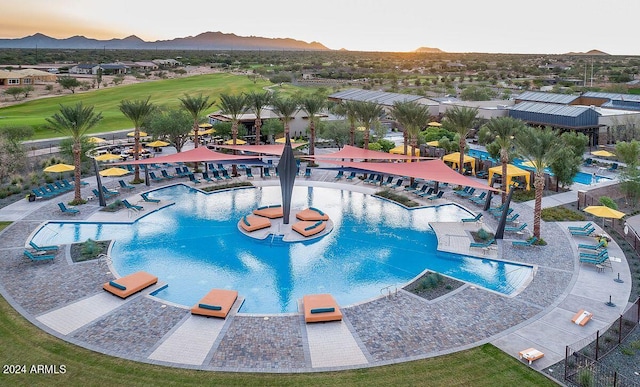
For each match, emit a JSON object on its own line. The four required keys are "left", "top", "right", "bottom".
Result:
{"left": 28, "top": 193, "right": 36, "bottom": 202}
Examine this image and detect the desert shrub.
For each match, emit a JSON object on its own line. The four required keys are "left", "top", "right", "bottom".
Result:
{"left": 599, "top": 196, "right": 618, "bottom": 210}
{"left": 81, "top": 239, "right": 101, "bottom": 259}
{"left": 541, "top": 206, "right": 586, "bottom": 221}
{"left": 477, "top": 228, "right": 490, "bottom": 241}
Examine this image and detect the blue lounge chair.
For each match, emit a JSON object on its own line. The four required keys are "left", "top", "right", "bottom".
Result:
{"left": 149, "top": 172, "right": 164, "bottom": 182}
{"left": 608, "top": 163, "right": 618, "bottom": 172}
{"left": 583, "top": 158, "right": 593, "bottom": 167}
{"left": 505, "top": 223, "right": 527, "bottom": 233}
{"left": 140, "top": 192, "right": 160, "bottom": 203}
{"left": 264, "top": 168, "right": 272, "bottom": 178}
{"left": 568, "top": 222, "right": 592, "bottom": 231}
{"left": 245, "top": 167, "right": 254, "bottom": 179}
{"left": 202, "top": 172, "right": 214, "bottom": 182}
{"left": 413, "top": 184, "right": 430, "bottom": 196}
{"left": 102, "top": 186, "right": 118, "bottom": 196}
{"left": 578, "top": 240, "right": 605, "bottom": 251}
{"left": 118, "top": 180, "right": 135, "bottom": 190}
{"left": 24, "top": 249, "right": 55, "bottom": 262}
{"left": 54, "top": 181, "right": 72, "bottom": 192}
{"left": 571, "top": 227, "right": 596, "bottom": 236}
{"left": 427, "top": 191, "right": 444, "bottom": 201}
{"left": 221, "top": 169, "right": 232, "bottom": 180}
{"left": 470, "top": 238, "right": 495, "bottom": 249}
{"left": 161, "top": 169, "right": 175, "bottom": 179}
{"left": 462, "top": 213, "right": 482, "bottom": 223}
{"left": 122, "top": 199, "right": 144, "bottom": 212}
{"left": 29, "top": 240, "right": 59, "bottom": 252}
{"left": 392, "top": 178, "right": 404, "bottom": 189}
{"left": 469, "top": 192, "right": 487, "bottom": 203}
{"left": 381, "top": 176, "right": 393, "bottom": 186}
{"left": 58, "top": 202, "right": 79, "bottom": 215}
{"left": 403, "top": 181, "right": 418, "bottom": 192}
{"left": 334, "top": 170, "right": 344, "bottom": 179}
{"left": 512, "top": 236, "right": 538, "bottom": 247}
{"left": 505, "top": 213, "right": 520, "bottom": 223}
{"left": 346, "top": 172, "right": 357, "bottom": 181}
{"left": 188, "top": 173, "right": 201, "bottom": 184}
{"left": 417, "top": 187, "right": 434, "bottom": 198}
{"left": 211, "top": 170, "right": 224, "bottom": 181}
{"left": 175, "top": 167, "right": 188, "bottom": 177}
{"left": 580, "top": 249, "right": 608, "bottom": 259}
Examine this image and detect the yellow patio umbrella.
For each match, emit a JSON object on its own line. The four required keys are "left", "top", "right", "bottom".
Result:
{"left": 43, "top": 163, "right": 75, "bottom": 173}
{"left": 198, "top": 123, "right": 213, "bottom": 129}
{"left": 189, "top": 129, "right": 214, "bottom": 136}
{"left": 147, "top": 140, "right": 170, "bottom": 147}
{"left": 88, "top": 136, "right": 106, "bottom": 144}
{"left": 224, "top": 139, "right": 247, "bottom": 145}
{"left": 275, "top": 137, "right": 306, "bottom": 144}
{"left": 426, "top": 140, "right": 440, "bottom": 147}
{"left": 583, "top": 205, "right": 625, "bottom": 226}
{"left": 428, "top": 122, "right": 442, "bottom": 127}
{"left": 99, "top": 167, "right": 130, "bottom": 177}
{"left": 591, "top": 150, "right": 615, "bottom": 158}
{"left": 356, "top": 126, "right": 367, "bottom": 131}
{"left": 94, "top": 153, "right": 122, "bottom": 161}
{"left": 520, "top": 160, "right": 546, "bottom": 169}
{"left": 127, "top": 131, "right": 148, "bottom": 137}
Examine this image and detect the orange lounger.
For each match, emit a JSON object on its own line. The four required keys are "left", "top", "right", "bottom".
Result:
{"left": 519, "top": 348, "right": 544, "bottom": 365}
{"left": 191, "top": 289, "right": 238, "bottom": 318}
{"left": 239, "top": 215, "right": 271, "bottom": 232}
{"left": 252, "top": 205, "right": 283, "bottom": 219}
{"left": 292, "top": 220, "right": 326, "bottom": 237}
{"left": 571, "top": 309, "right": 593, "bottom": 326}
{"left": 103, "top": 271, "right": 158, "bottom": 299}
{"left": 303, "top": 294, "right": 342, "bottom": 323}
{"left": 296, "top": 207, "right": 330, "bottom": 221}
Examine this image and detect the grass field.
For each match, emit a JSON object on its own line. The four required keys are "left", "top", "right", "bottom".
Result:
{"left": 0, "top": 294, "right": 556, "bottom": 387}
{"left": 0, "top": 73, "right": 295, "bottom": 139}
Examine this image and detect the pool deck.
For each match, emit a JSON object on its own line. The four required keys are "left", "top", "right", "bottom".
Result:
{"left": 0, "top": 167, "right": 632, "bottom": 373}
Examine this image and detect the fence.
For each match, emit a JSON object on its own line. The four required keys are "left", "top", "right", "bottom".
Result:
{"left": 564, "top": 298, "right": 640, "bottom": 386}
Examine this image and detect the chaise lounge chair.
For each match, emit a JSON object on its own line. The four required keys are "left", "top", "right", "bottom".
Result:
{"left": 29, "top": 240, "right": 59, "bottom": 252}
{"left": 461, "top": 213, "right": 482, "bottom": 223}
{"left": 470, "top": 238, "right": 495, "bottom": 249}
{"left": 118, "top": 180, "right": 135, "bottom": 190}
{"left": 571, "top": 309, "right": 593, "bottom": 326}
{"left": 334, "top": 170, "right": 344, "bottom": 179}
{"left": 253, "top": 204, "right": 284, "bottom": 219}
{"left": 578, "top": 240, "right": 605, "bottom": 251}
{"left": 571, "top": 227, "right": 596, "bottom": 236}
{"left": 292, "top": 220, "right": 326, "bottom": 237}
{"left": 23, "top": 249, "right": 55, "bottom": 262}
{"left": 58, "top": 202, "right": 79, "bottom": 215}
{"left": 122, "top": 199, "right": 144, "bottom": 212}
{"left": 140, "top": 192, "right": 160, "bottom": 203}
{"left": 512, "top": 236, "right": 538, "bottom": 247}
{"left": 296, "top": 207, "right": 329, "bottom": 221}
{"left": 426, "top": 191, "right": 444, "bottom": 201}
{"left": 103, "top": 271, "right": 158, "bottom": 299}
{"left": 302, "top": 294, "right": 343, "bottom": 323}
{"left": 191, "top": 289, "right": 239, "bottom": 319}
{"left": 504, "top": 223, "right": 527, "bottom": 233}
{"left": 239, "top": 215, "right": 272, "bottom": 232}
{"left": 568, "top": 222, "right": 593, "bottom": 231}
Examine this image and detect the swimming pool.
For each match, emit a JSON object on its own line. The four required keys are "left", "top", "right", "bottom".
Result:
{"left": 467, "top": 148, "right": 611, "bottom": 185}
{"left": 32, "top": 185, "right": 533, "bottom": 313}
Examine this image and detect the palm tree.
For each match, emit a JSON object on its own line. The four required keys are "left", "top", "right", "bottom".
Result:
{"left": 245, "top": 91, "right": 272, "bottom": 145}
{"left": 119, "top": 97, "right": 155, "bottom": 182}
{"left": 300, "top": 95, "right": 326, "bottom": 156}
{"left": 442, "top": 106, "right": 479, "bottom": 174}
{"left": 513, "top": 126, "right": 563, "bottom": 239}
{"left": 46, "top": 103, "right": 102, "bottom": 204}
{"left": 179, "top": 94, "right": 215, "bottom": 149}
{"left": 218, "top": 93, "right": 248, "bottom": 176}
{"left": 480, "top": 117, "right": 526, "bottom": 202}
{"left": 353, "top": 100, "right": 383, "bottom": 150}
{"left": 390, "top": 100, "right": 430, "bottom": 158}
{"left": 271, "top": 95, "right": 299, "bottom": 139}
{"left": 332, "top": 100, "right": 359, "bottom": 146}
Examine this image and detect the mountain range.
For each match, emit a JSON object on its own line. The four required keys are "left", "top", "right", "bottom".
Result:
{"left": 0, "top": 32, "right": 331, "bottom": 51}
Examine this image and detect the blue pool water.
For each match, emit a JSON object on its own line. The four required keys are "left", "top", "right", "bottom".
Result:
{"left": 32, "top": 185, "right": 533, "bottom": 313}
{"left": 467, "top": 148, "right": 611, "bottom": 185}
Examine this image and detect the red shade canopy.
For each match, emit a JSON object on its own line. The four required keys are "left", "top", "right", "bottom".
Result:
{"left": 114, "top": 146, "right": 259, "bottom": 165}
{"left": 309, "top": 145, "right": 423, "bottom": 160}
{"left": 217, "top": 143, "right": 306, "bottom": 156}
{"left": 322, "top": 159, "right": 499, "bottom": 192}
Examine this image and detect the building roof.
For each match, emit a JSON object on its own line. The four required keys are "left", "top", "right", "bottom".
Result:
{"left": 582, "top": 91, "right": 640, "bottom": 103}
{"left": 329, "top": 89, "right": 435, "bottom": 106}
{"left": 510, "top": 101, "right": 595, "bottom": 118}
{"left": 515, "top": 91, "right": 579, "bottom": 105}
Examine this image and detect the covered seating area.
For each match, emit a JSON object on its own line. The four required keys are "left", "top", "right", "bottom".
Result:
{"left": 442, "top": 152, "right": 476, "bottom": 176}
{"left": 487, "top": 164, "right": 531, "bottom": 191}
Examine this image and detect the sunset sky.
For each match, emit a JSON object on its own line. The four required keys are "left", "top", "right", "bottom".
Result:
{"left": 1, "top": 0, "right": 638, "bottom": 55}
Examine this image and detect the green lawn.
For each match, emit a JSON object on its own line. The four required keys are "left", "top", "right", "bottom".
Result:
{"left": 0, "top": 294, "right": 556, "bottom": 387}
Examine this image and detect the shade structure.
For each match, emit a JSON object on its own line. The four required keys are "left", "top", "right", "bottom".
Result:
{"left": 321, "top": 159, "right": 499, "bottom": 193}
{"left": 218, "top": 143, "right": 306, "bottom": 156}
{"left": 389, "top": 145, "right": 420, "bottom": 157}
{"left": 127, "top": 131, "right": 148, "bottom": 137}
{"left": 584, "top": 205, "right": 625, "bottom": 219}
{"left": 113, "top": 146, "right": 260, "bottom": 166}
{"left": 442, "top": 152, "right": 476, "bottom": 176}
{"left": 224, "top": 139, "right": 247, "bottom": 145}
{"left": 426, "top": 140, "right": 440, "bottom": 147}
{"left": 99, "top": 167, "right": 130, "bottom": 177}
{"left": 198, "top": 123, "right": 213, "bottom": 129}
{"left": 189, "top": 129, "right": 214, "bottom": 136}
{"left": 275, "top": 137, "right": 306, "bottom": 144}
{"left": 428, "top": 122, "right": 442, "bottom": 127}
{"left": 94, "top": 153, "right": 122, "bottom": 161}
{"left": 487, "top": 164, "right": 530, "bottom": 191}
{"left": 309, "top": 145, "right": 421, "bottom": 161}
{"left": 43, "top": 163, "right": 75, "bottom": 173}
{"left": 591, "top": 150, "right": 615, "bottom": 157}
{"left": 88, "top": 136, "right": 106, "bottom": 144}
{"left": 147, "top": 140, "right": 170, "bottom": 147}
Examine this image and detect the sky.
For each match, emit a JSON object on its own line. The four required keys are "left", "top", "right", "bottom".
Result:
{"left": 1, "top": 0, "right": 639, "bottom": 55}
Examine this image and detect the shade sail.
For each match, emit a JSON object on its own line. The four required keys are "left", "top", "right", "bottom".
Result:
{"left": 442, "top": 152, "right": 476, "bottom": 176}
{"left": 218, "top": 143, "right": 306, "bottom": 156}
{"left": 309, "top": 145, "right": 421, "bottom": 160}
{"left": 321, "top": 159, "right": 499, "bottom": 192}
{"left": 113, "top": 146, "right": 259, "bottom": 165}
{"left": 488, "top": 164, "right": 530, "bottom": 191}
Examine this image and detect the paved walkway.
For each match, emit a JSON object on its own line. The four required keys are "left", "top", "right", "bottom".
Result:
{"left": 0, "top": 165, "right": 632, "bottom": 373}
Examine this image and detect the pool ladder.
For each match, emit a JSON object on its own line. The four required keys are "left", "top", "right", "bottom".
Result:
{"left": 380, "top": 284, "right": 398, "bottom": 298}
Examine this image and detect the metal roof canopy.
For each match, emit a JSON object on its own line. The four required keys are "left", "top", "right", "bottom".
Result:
{"left": 515, "top": 91, "right": 580, "bottom": 105}
{"left": 328, "top": 88, "right": 434, "bottom": 106}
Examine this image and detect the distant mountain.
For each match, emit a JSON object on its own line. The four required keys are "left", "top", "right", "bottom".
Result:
{"left": 565, "top": 49, "right": 610, "bottom": 56}
{"left": 0, "top": 32, "right": 330, "bottom": 51}
{"left": 415, "top": 47, "right": 444, "bottom": 53}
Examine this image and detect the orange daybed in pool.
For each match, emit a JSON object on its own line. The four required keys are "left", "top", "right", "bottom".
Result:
{"left": 303, "top": 294, "right": 342, "bottom": 323}
{"left": 296, "top": 207, "right": 329, "bottom": 221}
{"left": 103, "top": 271, "right": 158, "bottom": 299}
{"left": 292, "top": 220, "right": 326, "bottom": 237}
{"left": 253, "top": 204, "right": 283, "bottom": 219}
{"left": 239, "top": 215, "right": 272, "bottom": 232}
{"left": 191, "top": 289, "right": 238, "bottom": 318}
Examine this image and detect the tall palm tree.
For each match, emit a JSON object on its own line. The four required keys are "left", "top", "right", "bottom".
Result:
{"left": 332, "top": 100, "right": 359, "bottom": 146}
{"left": 46, "top": 103, "right": 102, "bottom": 204}
{"left": 218, "top": 93, "right": 248, "bottom": 176}
{"left": 390, "top": 100, "right": 430, "bottom": 158}
{"left": 353, "top": 101, "right": 383, "bottom": 150}
{"left": 179, "top": 94, "right": 215, "bottom": 149}
{"left": 480, "top": 117, "right": 526, "bottom": 202}
{"left": 300, "top": 95, "right": 326, "bottom": 156}
{"left": 271, "top": 95, "right": 299, "bottom": 139}
{"left": 245, "top": 91, "right": 272, "bottom": 145}
{"left": 119, "top": 97, "right": 155, "bottom": 182}
{"left": 513, "top": 126, "right": 563, "bottom": 239}
{"left": 442, "top": 106, "right": 479, "bottom": 174}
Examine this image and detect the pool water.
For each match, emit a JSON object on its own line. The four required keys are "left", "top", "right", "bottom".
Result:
{"left": 467, "top": 148, "right": 611, "bottom": 185}
{"left": 32, "top": 185, "right": 533, "bottom": 313}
